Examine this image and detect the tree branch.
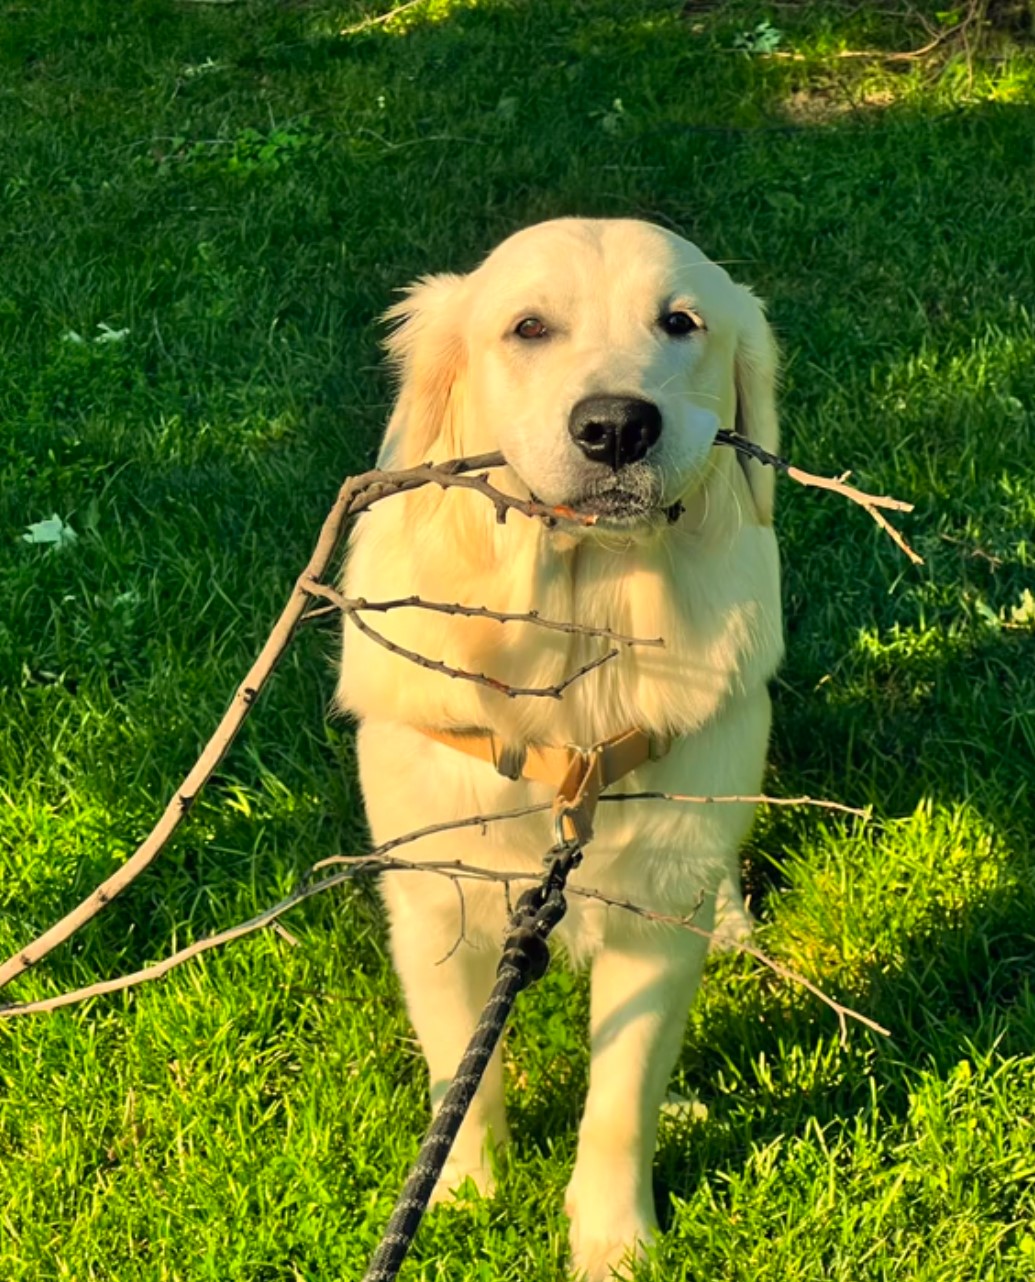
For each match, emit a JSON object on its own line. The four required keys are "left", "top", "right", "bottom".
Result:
{"left": 302, "top": 579, "right": 665, "bottom": 649}
{"left": 0, "top": 453, "right": 582, "bottom": 994}
{"left": 714, "top": 430, "right": 923, "bottom": 564}
{"left": 0, "top": 430, "right": 916, "bottom": 994}
{"left": 0, "top": 850, "right": 889, "bottom": 1044}
{"left": 758, "top": 1, "right": 982, "bottom": 65}
{"left": 346, "top": 609, "right": 620, "bottom": 699}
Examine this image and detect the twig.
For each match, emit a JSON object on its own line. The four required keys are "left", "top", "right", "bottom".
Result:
{"left": 0, "top": 852, "right": 525, "bottom": 1018}
{"left": 764, "top": 35, "right": 950, "bottom": 61}
{"left": 0, "top": 852, "right": 889, "bottom": 1043}
{"left": 0, "top": 875, "right": 352, "bottom": 1018}
{"left": 715, "top": 430, "right": 923, "bottom": 564}
{"left": 347, "top": 610, "right": 620, "bottom": 700}
{"left": 938, "top": 532, "right": 1003, "bottom": 569}
{"left": 436, "top": 879, "right": 470, "bottom": 966}
{"left": 301, "top": 580, "right": 666, "bottom": 649}
{"left": 0, "top": 432, "right": 916, "bottom": 994}
{"left": 601, "top": 792, "right": 872, "bottom": 819}
{"left": 340, "top": 0, "right": 426, "bottom": 36}
{"left": 0, "top": 453, "right": 582, "bottom": 995}
{"left": 376, "top": 436, "right": 921, "bottom": 561}
{"left": 341, "top": 455, "right": 597, "bottom": 528}
{"left": 561, "top": 882, "right": 890, "bottom": 1047}
{"left": 299, "top": 603, "right": 341, "bottom": 624}
{"left": 308, "top": 787, "right": 868, "bottom": 875}
{"left": 309, "top": 801, "right": 554, "bottom": 874}
{"left": 758, "top": 4, "right": 980, "bottom": 64}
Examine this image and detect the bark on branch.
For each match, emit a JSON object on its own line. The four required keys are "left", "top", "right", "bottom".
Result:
{"left": 0, "top": 452, "right": 566, "bottom": 991}
{"left": 0, "top": 433, "right": 917, "bottom": 993}
{"left": 0, "top": 842, "right": 888, "bottom": 1045}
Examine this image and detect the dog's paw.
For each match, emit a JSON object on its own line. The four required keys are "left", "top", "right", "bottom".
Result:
{"left": 568, "top": 1231, "right": 649, "bottom": 1281}
{"left": 428, "top": 1143, "right": 503, "bottom": 1207}
{"left": 566, "top": 1200, "right": 654, "bottom": 1281}
{"left": 708, "top": 893, "right": 755, "bottom": 954}
{"left": 429, "top": 1166, "right": 496, "bottom": 1207}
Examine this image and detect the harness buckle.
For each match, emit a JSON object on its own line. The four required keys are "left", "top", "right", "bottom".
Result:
{"left": 552, "top": 748, "right": 603, "bottom": 846}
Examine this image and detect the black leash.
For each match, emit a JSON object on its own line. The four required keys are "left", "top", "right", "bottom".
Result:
{"left": 361, "top": 836, "right": 583, "bottom": 1282}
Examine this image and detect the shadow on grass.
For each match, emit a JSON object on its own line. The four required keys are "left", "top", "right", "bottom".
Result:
{"left": 646, "top": 879, "right": 1035, "bottom": 1215}
{"left": 2, "top": 6, "right": 1034, "bottom": 1238}
{"left": 499, "top": 861, "right": 1035, "bottom": 1215}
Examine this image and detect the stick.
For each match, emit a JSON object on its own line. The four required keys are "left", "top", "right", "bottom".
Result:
{"left": 0, "top": 454, "right": 580, "bottom": 994}
{"left": 760, "top": 2, "right": 979, "bottom": 65}
{"left": 301, "top": 580, "right": 665, "bottom": 648}
{"left": 714, "top": 430, "right": 922, "bottom": 563}
{"left": 358, "top": 436, "right": 921, "bottom": 561}
{"left": 0, "top": 431, "right": 915, "bottom": 993}
{"left": 341, "top": 455, "right": 597, "bottom": 527}
{"left": 346, "top": 610, "right": 620, "bottom": 699}
{"left": 340, "top": 0, "right": 426, "bottom": 36}
{"left": 0, "top": 851, "right": 889, "bottom": 1042}
{"left": 601, "top": 792, "right": 871, "bottom": 819}
{"left": 309, "top": 801, "right": 554, "bottom": 873}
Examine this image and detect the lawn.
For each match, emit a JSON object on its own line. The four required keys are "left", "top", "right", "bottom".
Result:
{"left": 1, "top": 0, "right": 1034, "bottom": 1278}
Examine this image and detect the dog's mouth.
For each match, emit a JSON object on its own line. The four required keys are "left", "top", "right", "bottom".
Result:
{"left": 561, "top": 477, "right": 685, "bottom": 528}
{"left": 574, "top": 488, "right": 647, "bottom": 517}
{"left": 526, "top": 486, "right": 668, "bottom": 528}
{"left": 513, "top": 460, "right": 683, "bottom": 530}
{"left": 567, "top": 489, "right": 682, "bottom": 526}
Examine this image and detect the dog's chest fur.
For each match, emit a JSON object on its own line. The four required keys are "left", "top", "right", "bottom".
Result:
{"left": 338, "top": 458, "right": 783, "bottom": 750}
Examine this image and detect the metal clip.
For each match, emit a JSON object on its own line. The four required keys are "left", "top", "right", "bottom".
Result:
{"left": 551, "top": 748, "right": 603, "bottom": 846}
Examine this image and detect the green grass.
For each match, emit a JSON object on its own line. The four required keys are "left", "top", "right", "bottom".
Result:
{"left": 2, "top": 0, "right": 1034, "bottom": 1277}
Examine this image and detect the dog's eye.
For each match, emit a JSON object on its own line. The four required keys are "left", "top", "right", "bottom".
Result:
{"left": 515, "top": 316, "right": 548, "bottom": 340}
{"left": 660, "top": 310, "right": 701, "bottom": 338}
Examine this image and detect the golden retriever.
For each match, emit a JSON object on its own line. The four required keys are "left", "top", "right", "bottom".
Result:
{"left": 337, "top": 218, "right": 783, "bottom": 1279}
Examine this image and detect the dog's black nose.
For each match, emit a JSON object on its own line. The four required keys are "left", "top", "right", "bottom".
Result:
{"left": 568, "top": 396, "right": 662, "bottom": 470}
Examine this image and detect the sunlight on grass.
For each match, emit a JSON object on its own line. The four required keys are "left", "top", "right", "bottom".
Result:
{"left": 328, "top": 0, "right": 489, "bottom": 38}
{"left": 1, "top": 1, "right": 1034, "bottom": 1277}
{"left": 771, "top": 802, "right": 1006, "bottom": 976}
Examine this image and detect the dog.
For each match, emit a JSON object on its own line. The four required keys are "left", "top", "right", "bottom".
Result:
{"left": 337, "top": 218, "right": 783, "bottom": 1279}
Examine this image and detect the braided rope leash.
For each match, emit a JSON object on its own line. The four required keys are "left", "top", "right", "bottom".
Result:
{"left": 361, "top": 838, "right": 583, "bottom": 1282}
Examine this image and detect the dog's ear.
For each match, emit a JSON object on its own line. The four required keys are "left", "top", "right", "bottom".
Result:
{"left": 377, "top": 273, "right": 468, "bottom": 469}
{"left": 732, "top": 287, "right": 779, "bottom": 525}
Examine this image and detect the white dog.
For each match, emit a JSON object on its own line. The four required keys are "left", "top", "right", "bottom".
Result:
{"left": 338, "top": 218, "right": 783, "bottom": 1279}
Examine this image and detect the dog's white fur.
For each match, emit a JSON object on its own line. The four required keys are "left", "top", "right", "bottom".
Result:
{"left": 338, "top": 218, "right": 783, "bottom": 1280}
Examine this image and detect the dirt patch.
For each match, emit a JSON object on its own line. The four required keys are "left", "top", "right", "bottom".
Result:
{"left": 780, "top": 85, "right": 896, "bottom": 124}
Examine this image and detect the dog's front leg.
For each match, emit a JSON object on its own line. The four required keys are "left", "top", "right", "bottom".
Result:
{"left": 566, "top": 915, "right": 712, "bottom": 1280}
{"left": 383, "top": 872, "right": 510, "bottom": 1203}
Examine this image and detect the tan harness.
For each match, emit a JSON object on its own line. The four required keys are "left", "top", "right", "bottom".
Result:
{"left": 421, "top": 726, "right": 670, "bottom": 845}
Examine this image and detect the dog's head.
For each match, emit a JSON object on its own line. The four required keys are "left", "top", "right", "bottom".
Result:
{"left": 378, "top": 218, "right": 778, "bottom": 530}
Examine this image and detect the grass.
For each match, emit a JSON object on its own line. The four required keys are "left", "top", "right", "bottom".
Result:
{"left": 1, "top": 0, "right": 1034, "bottom": 1277}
